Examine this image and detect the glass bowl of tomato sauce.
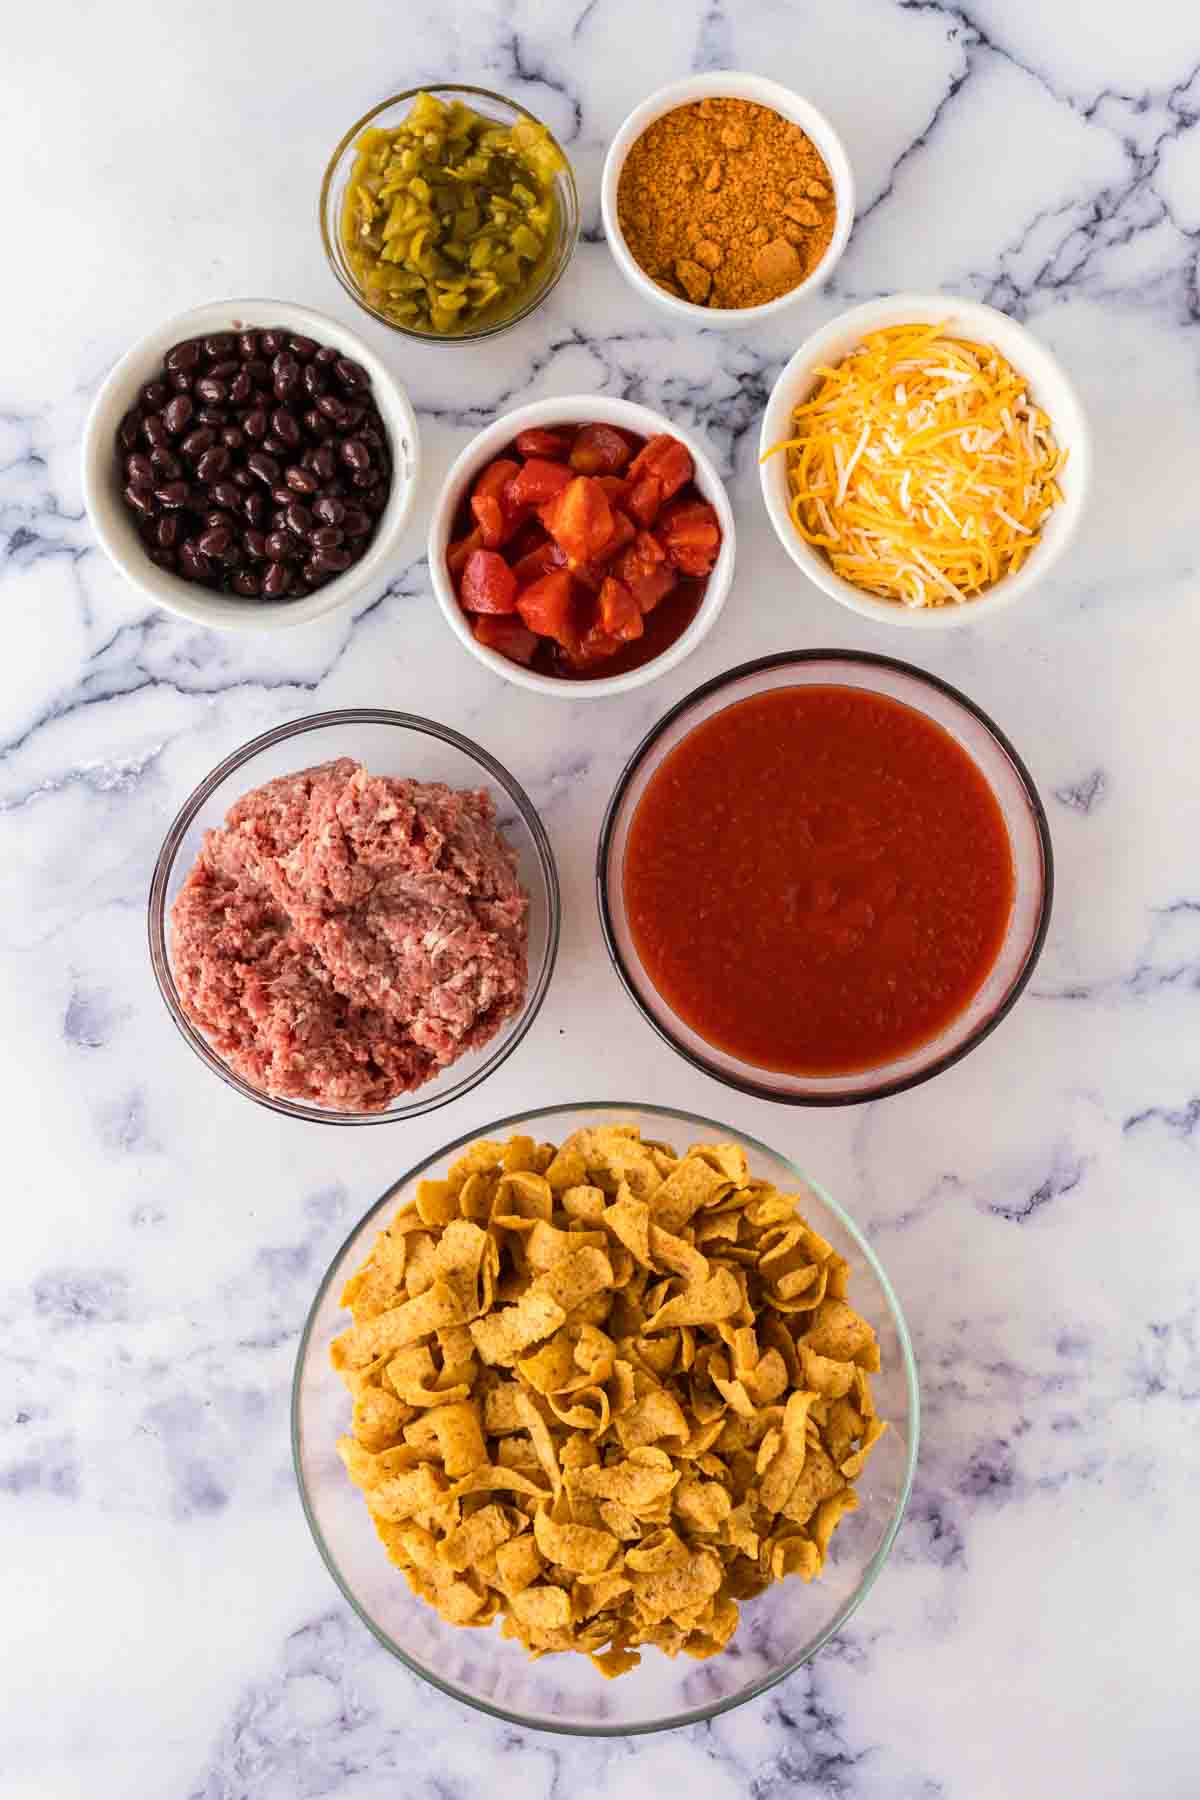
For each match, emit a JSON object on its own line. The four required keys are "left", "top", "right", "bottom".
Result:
{"left": 598, "top": 651, "right": 1053, "bottom": 1104}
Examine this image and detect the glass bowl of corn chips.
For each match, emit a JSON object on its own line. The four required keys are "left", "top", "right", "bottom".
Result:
{"left": 292, "top": 1104, "right": 918, "bottom": 1732}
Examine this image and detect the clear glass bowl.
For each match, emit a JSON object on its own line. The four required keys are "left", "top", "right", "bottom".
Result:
{"left": 148, "top": 709, "right": 559, "bottom": 1125}
{"left": 597, "top": 652, "right": 1053, "bottom": 1105}
{"left": 320, "top": 85, "right": 580, "bottom": 343}
{"left": 292, "top": 1101, "right": 919, "bottom": 1734}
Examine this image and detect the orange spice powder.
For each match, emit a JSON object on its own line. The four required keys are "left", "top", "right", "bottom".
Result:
{"left": 616, "top": 97, "right": 837, "bottom": 309}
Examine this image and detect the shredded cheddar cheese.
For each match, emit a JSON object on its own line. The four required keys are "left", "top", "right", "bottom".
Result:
{"left": 766, "top": 322, "right": 1067, "bottom": 608}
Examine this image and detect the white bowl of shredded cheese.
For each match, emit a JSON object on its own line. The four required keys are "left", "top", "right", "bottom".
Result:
{"left": 759, "top": 294, "right": 1090, "bottom": 627}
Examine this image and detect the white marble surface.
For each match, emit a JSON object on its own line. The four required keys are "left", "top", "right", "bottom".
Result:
{"left": 3, "top": 1, "right": 1199, "bottom": 1794}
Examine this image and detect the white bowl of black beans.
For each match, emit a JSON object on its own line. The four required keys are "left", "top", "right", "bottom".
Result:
{"left": 82, "top": 298, "right": 419, "bottom": 630}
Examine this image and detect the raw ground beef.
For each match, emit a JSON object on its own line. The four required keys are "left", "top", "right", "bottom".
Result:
{"left": 169, "top": 758, "right": 529, "bottom": 1111}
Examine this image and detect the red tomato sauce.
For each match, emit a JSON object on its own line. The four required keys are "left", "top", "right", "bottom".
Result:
{"left": 623, "top": 686, "right": 1015, "bottom": 1075}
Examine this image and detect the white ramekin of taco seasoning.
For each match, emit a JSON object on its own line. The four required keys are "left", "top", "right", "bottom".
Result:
{"left": 759, "top": 294, "right": 1092, "bottom": 628}
{"left": 601, "top": 73, "right": 854, "bottom": 327}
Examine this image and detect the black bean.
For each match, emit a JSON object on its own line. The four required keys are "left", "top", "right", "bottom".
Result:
{"left": 341, "top": 506, "right": 371, "bottom": 536}
{"left": 233, "top": 570, "right": 261, "bottom": 598}
{"left": 247, "top": 451, "right": 280, "bottom": 485}
{"left": 272, "top": 407, "right": 301, "bottom": 449}
{"left": 198, "top": 526, "right": 232, "bottom": 557}
{"left": 273, "top": 365, "right": 300, "bottom": 403}
{"left": 302, "top": 362, "right": 328, "bottom": 399}
{"left": 340, "top": 403, "right": 366, "bottom": 432}
{"left": 316, "top": 394, "right": 347, "bottom": 424}
{"left": 140, "top": 380, "right": 169, "bottom": 411}
{"left": 212, "top": 480, "right": 241, "bottom": 512}
{"left": 261, "top": 434, "right": 286, "bottom": 457}
{"left": 310, "top": 525, "right": 344, "bottom": 550}
{"left": 237, "top": 331, "right": 259, "bottom": 359}
{"left": 162, "top": 394, "right": 192, "bottom": 435}
{"left": 245, "top": 358, "right": 272, "bottom": 386}
{"left": 314, "top": 344, "right": 338, "bottom": 365}
{"left": 203, "top": 333, "right": 235, "bottom": 359}
{"left": 289, "top": 335, "right": 317, "bottom": 360}
{"left": 335, "top": 357, "right": 368, "bottom": 391}
{"left": 143, "top": 415, "right": 169, "bottom": 449}
{"left": 169, "top": 370, "right": 193, "bottom": 393}
{"left": 150, "top": 447, "right": 182, "bottom": 478}
{"left": 285, "top": 464, "right": 318, "bottom": 495}
{"left": 230, "top": 369, "right": 253, "bottom": 406}
{"left": 341, "top": 438, "right": 370, "bottom": 472}
{"left": 311, "top": 445, "right": 337, "bottom": 482}
{"left": 156, "top": 513, "right": 181, "bottom": 549}
{"left": 178, "top": 542, "right": 213, "bottom": 581}
{"left": 263, "top": 561, "right": 291, "bottom": 598}
{"left": 124, "top": 483, "right": 156, "bottom": 515}
{"left": 206, "top": 359, "right": 239, "bottom": 382}
{"left": 181, "top": 426, "right": 215, "bottom": 459}
{"left": 361, "top": 483, "right": 388, "bottom": 516}
{"left": 232, "top": 467, "right": 254, "bottom": 490}
{"left": 126, "top": 452, "right": 154, "bottom": 486}
{"left": 196, "top": 446, "right": 230, "bottom": 482}
{"left": 270, "top": 484, "right": 294, "bottom": 506}
{"left": 312, "top": 546, "right": 352, "bottom": 574}
{"left": 220, "top": 426, "right": 244, "bottom": 452}
{"left": 195, "top": 376, "right": 227, "bottom": 405}
{"left": 302, "top": 408, "right": 331, "bottom": 439}
{"left": 285, "top": 501, "right": 312, "bottom": 537}
{"left": 259, "top": 329, "right": 287, "bottom": 356}
{"left": 243, "top": 529, "right": 268, "bottom": 560}
{"left": 165, "top": 339, "right": 202, "bottom": 374}
{"left": 148, "top": 545, "right": 178, "bottom": 571}
{"left": 204, "top": 507, "right": 234, "bottom": 529}
{"left": 118, "top": 410, "right": 142, "bottom": 450}
{"left": 222, "top": 543, "right": 244, "bottom": 572}
{"left": 265, "top": 531, "right": 300, "bottom": 561}
{"left": 242, "top": 407, "right": 268, "bottom": 441}
{"left": 313, "top": 494, "right": 344, "bottom": 526}
{"left": 154, "top": 481, "right": 190, "bottom": 508}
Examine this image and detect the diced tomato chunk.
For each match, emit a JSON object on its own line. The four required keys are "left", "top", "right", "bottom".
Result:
{"left": 447, "top": 526, "right": 483, "bottom": 578}
{"left": 508, "top": 457, "right": 574, "bottom": 507}
{"left": 597, "top": 475, "right": 630, "bottom": 506}
{"left": 510, "top": 537, "right": 565, "bottom": 586}
{"left": 473, "top": 458, "right": 520, "bottom": 502}
{"left": 627, "top": 434, "right": 693, "bottom": 500}
{"left": 570, "top": 423, "right": 635, "bottom": 475}
{"left": 539, "top": 476, "right": 614, "bottom": 565}
{"left": 515, "top": 428, "right": 569, "bottom": 459}
{"left": 598, "top": 576, "right": 644, "bottom": 642}
{"left": 473, "top": 614, "right": 538, "bottom": 666}
{"left": 516, "top": 569, "right": 580, "bottom": 652}
{"left": 568, "top": 621, "right": 624, "bottom": 667}
{"left": 659, "top": 498, "right": 722, "bottom": 576}
{"left": 603, "top": 508, "right": 638, "bottom": 559}
{"left": 460, "top": 549, "right": 518, "bottom": 614}
{"left": 618, "top": 529, "right": 677, "bottom": 612}
{"left": 626, "top": 475, "right": 663, "bottom": 527}
{"left": 470, "top": 493, "right": 506, "bottom": 548}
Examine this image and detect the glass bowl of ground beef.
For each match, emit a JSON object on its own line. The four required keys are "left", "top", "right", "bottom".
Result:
{"left": 148, "top": 710, "right": 560, "bottom": 1123}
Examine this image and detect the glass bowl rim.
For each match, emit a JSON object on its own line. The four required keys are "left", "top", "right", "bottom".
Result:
{"left": 596, "top": 649, "right": 1055, "bottom": 1106}
{"left": 147, "top": 706, "right": 561, "bottom": 1126}
{"left": 319, "top": 83, "right": 581, "bottom": 345}
{"left": 290, "top": 1096, "right": 921, "bottom": 1735}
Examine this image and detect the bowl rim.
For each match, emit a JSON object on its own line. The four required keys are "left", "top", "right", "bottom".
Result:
{"left": 599, "top": 71, "right": 856, "bottom": 326}
{"left": 427, "top": 393, "right": 736, "bottom": 698}
{"left": 596, "top": 648, "right": 1055, "bottom": 1104}
{"left": 319, "top": 83, "right": 581, "bottom": 344}
{"left": 757, "top": 292, "right": 1092, "bottom": 628}
{"left": 291, "top": 1097, "right": 921, "bottom": 1735}
{"left": 147, "top": 707, "right": 561, "bottom": 1124}
{"left": 81, "top": 296, "right": 421, "bottom": 632}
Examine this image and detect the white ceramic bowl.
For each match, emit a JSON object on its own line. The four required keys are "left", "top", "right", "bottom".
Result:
{"left": 759, "top": 294, "right": 1091, "bottom": 629}
{"left": 600, "top": 72, "right": 854, "bottom": 327}
{"left": 428, "top": 395, "right": 736, "bottom": 698}
{"left": 82, "top": 298, "right": 420, "bottom": 631}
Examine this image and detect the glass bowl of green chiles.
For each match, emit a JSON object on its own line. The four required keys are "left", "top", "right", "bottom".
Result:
{"left": 322, "top": 86, "right": 580, "bottom": 342}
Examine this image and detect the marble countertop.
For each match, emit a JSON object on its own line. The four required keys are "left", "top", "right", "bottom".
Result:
{"left": 5, "top": 1, "right": 1199, "bottom": 1794}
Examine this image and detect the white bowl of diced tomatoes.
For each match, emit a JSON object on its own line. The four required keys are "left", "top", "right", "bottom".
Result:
{"left": 428, "top": 395, "right": 736, "bottom": 697}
